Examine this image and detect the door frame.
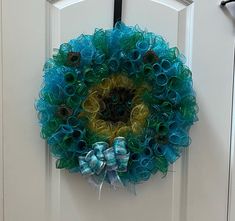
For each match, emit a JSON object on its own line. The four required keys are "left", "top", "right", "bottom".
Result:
{"left": 228, "top": 48, "right": 235, "bottom": 221}
{"left": 0, "top": 0, "right": 4, "bottom": 220}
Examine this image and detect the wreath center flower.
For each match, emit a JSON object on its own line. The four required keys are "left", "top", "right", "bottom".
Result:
{"left": 81, "top": 74, "right": 150, "bottom": 141}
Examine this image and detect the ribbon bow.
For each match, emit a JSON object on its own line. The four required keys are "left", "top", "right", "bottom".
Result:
{"left": 79, "top": 137, "right": 130, "bottom": 189}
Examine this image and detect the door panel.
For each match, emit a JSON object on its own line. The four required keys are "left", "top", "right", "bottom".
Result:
{"left": 1, "top": 0, "right": 234, "bottom": 221}
{"left": 47, "top": 1, "right": 193, "bottom": 221}
{"left": 48, "top": 0, "right": 114, "bottom": 52}
{"left": 187, "top": 0, "right": 234, "bottom": 220}
{"left": 123, "top": 0, "right": 192, "bottom": 54}
{"left": 0, "top": 0, "right": 3, "bottom": 220}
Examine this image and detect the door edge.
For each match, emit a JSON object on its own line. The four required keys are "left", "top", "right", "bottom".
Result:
{"left": 227, "top": 44, "right": 235, "bottom": 221}
{"left": 0, "top": 0, "right": 4, "bottom": 220}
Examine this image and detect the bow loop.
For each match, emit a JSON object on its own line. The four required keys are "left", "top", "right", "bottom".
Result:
{"left": 116, "top": 153, "right": 129, "bottom": 172}
{"left": 113, "top": 137, "right": 127, "bottom": 155}
{"left": 103, "top": 147, "right": 118, "bottom": 170}
{"left": 93, "top": 141, "right": 108, "bottom": 160}
{"left": 86, "top": 150, "right": 105, "bottom": 175}
{"left": 113, "top": 137, "right": 129, "bottom": 172}
{"left": 79, "top": 156, "right": 93, "bottom": 175}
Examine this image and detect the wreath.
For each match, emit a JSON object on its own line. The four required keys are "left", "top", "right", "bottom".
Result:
{"left": 36, "top": 23, "right": 198, "bottom": 188}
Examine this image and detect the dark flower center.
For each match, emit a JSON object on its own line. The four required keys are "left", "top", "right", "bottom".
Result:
{"left": 143, "top": 50, "right": 159, "bottom": 64}
{"left": 64, "top": 72, "right": 76, "bottom": 84}
{"left": 67, "top": 52, "right": 81, "bottom": 67}
{"left": 99, "top": 87, "right": 136, "bottom": 124}
{"left": 57, "top": 105, "right": 72, "bottom": 119}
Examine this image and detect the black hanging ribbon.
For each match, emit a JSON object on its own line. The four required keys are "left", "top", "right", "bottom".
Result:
{"left": 113, "top": 0, "right": 123, "bottom": 27}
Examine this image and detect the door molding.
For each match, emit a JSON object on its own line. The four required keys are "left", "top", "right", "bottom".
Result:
{"left": 228, "top": 47, "right": 235, "bottom": 221}
{"left": 0, "top": 0, "right": 4, "bottom": 219}
{"left": 0, "top": 0, "right": 4, "bottom": 221}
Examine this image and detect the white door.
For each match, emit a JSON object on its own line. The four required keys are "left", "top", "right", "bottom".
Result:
{"left": 1, "top": 0, "right": 235, "bottom": 221}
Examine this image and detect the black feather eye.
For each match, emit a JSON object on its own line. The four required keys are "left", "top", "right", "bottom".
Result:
{"left": 143, "top": 50, "right": 159, "bottom": 64}
{"left": 67, "top": 52, "right": 81, "bottom": 67}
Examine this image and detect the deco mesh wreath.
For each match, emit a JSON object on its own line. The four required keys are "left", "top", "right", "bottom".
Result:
{"left": 36, "top": 23, "right": 198, "bottom": 188}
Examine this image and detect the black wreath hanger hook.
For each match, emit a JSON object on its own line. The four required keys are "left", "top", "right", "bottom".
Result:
{"left": 221, "top": 0, "right": 235, "bottom": 6}
{"left": 113, "top": 0, "right": 123, "bottom": 27}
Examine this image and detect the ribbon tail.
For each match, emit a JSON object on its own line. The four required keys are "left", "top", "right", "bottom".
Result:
{"left": 88, "top": 171, "right": 106, "bottom": 200}
{"left": 107, "top": 170, "right": 123, "bottom": 189}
